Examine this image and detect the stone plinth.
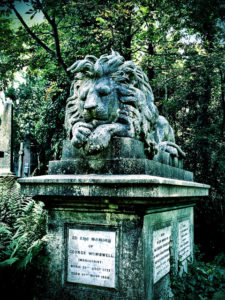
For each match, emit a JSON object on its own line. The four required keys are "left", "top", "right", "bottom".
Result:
{"left": 0, "top": 100, "right": 13, "bottom": 176}
{"left": 48, "top": 138, "right": 193, "bottom": 181}
{"left": 18, "top": 175, "right": 209, "bottom": 300}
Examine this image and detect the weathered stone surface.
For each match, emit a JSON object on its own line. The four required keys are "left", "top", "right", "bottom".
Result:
{"left": 24, "top": 194, "right": 194, "bottom": 300}
{"left": 49, "top": 158, "right": 193, "bottom": 180}
{"left": 0, "top": 100, "right": 13, "bottom": 175}
{"left": 20, "top": 133, "right": 37, "bottom": 177}
{"left": 62, "top": 138, "right": 146, "bottom": 160}
{"left": 18, "top": 174, "right": 209, "bottom": 211}
{"left": 18, "top": 174, "right": 209, "bottom": 300}
{"left": 35, "top": 210, "right": 145, "bottom": 300}
{"left": 18, "top": 142, "right": 24, "bottom": 177}
{"left": 144, "top": 207, "right": 194, "bottom": 300}
{"left": 49, "top": 138, "right": 191, "bottom": 180}
{"left": 64, "top": 51, "right": 185, "bottom": 168}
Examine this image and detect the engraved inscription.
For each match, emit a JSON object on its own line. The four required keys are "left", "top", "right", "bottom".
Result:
{"left": 178, "top": 220, "right": 191, "bottom": 261}
{"left": 153, "top": 226, "right": 171, "bottom": 283}
{"left": 67, "top": 229, "right": 116, "bottom": 288}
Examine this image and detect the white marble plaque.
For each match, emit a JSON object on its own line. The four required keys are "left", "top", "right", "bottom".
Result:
{"left": 67, "top": 228, "right": 116, "bottom": 288}
{"left": 153, "top": 226, "right": 171, "bottom": 283}
{"left": 178, "top": 220, "right": 191, "bottom": 261}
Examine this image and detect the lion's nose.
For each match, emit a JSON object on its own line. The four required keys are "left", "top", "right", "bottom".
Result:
{"left": 84, "top": 95, "right": 98, "bottom": 110}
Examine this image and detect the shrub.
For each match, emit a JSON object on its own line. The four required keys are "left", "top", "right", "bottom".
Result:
{"left": 0, "top": 176, "right": 47, "bottom": 298}
{"left": 170, "top": 251, "right": 225, "bottom": 300}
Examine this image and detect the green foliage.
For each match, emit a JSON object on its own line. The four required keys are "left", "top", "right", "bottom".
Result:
{"left": 0, "top": 176, "right": 47, "bottom": 298}
{"left": 0, "top": 176, "right": 47, "bottom": 268}
{"left": 214, "top": 253, "right": 225, "bottom": 268}
{"left": 171, "top": 256, "right": 225, "bottom": 299}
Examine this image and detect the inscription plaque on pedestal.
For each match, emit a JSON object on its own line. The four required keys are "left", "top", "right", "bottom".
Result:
{"left": 67, "top": 228, "right": 116, "bottom": 288}
{"left": 153, "top": 226, "right": 171, "bottom": 283}
{"left": 178, "top": 220, "right": 190, "bottom": 261}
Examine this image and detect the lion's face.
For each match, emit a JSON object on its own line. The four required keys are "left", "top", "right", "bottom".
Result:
{"left": 66, "top": 51, "right": 160, "bottom": 157}
{"left": 75, "top": 77, "right": 119, "bottom": 127}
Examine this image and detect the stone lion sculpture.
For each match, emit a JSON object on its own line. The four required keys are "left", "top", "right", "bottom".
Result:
{"left": 65, "top": 50, "right": 185, "bottom": 160}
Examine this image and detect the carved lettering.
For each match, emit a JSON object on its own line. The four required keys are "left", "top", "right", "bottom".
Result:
{"left": 67, "top": 229, "right": 116, "bottom": 288}
{"left": 153, "top": 226, "right": 171, "bottom": 283}
{"left": 178, "top": 220, "right": 191, "bottom": 261}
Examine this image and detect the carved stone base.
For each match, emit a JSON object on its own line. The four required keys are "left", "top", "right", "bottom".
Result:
{"left": 48, "top": 138, "right": 192, "bottom": 181}
{"left": 18, "top": 174, "right": 210, "bottom": 300}
{"left": 48, "top": 158, "right": 193, "bottom": 181}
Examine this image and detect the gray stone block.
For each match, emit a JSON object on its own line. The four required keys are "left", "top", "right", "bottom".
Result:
{"left": 0, "top": 100, "right": 13, "bottom": 175}
{"left": 48, "top": 158, "right": 193, "bottom": 181}
{"left": 19, "top": 173, "right": 207, "bottom": 300}
{"left": 51, "top": 138, "right": 193, "bottom": 181}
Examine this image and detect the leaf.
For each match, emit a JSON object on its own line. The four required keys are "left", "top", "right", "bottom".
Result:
{"left": 140, "top": 7, "right": 148, "bottom": 13}
{"left": 17, "top": 252, "right": 32, "bottom": 269}
{"left": 0, "top": 257, "right": 19, "bottom": 267}
{"left": 25, "top": 9, "right": 34, "bottom": 15}
{"left": 30, "top": 13, "right": 37, "bottom": 20}
{"left": 96, "top": 17, "right": 106, "bottom": 25}
{"left": 0, "top": 224, "right": 12, "bottom": 236}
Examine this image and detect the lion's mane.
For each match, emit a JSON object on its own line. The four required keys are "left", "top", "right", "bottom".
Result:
{"left": 65, "top": 50, "right": 159, "bottom": 157}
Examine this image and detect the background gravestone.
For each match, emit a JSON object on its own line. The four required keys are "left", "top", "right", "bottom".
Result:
{"left": 0, "top": 100, "right": 14, "bottom": 176}
{"left": 18, "top": 123, "right": 38, "bottom": 178}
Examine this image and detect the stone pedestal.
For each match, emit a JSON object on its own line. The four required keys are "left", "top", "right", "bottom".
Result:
{"left": 17, "top": 51, "right": 210, "bottom": 299}
{"left": 48, "top": 139, "right": 192, "bottom": 181}
{"left": 18, "top": 174, "right": 209, "bottom": 300}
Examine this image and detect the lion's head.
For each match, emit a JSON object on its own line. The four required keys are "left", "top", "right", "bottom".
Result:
{"left": 65, "top": 50, "right": 159, "bottom": 157}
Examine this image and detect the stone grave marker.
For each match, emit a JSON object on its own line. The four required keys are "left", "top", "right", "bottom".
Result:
{"left": 19, "top": 51, "right": 210, "bottom": 299}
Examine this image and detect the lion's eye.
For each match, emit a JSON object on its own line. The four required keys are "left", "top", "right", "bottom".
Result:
{"left": 97, "top": 86, "right": 111, "bottom": 96}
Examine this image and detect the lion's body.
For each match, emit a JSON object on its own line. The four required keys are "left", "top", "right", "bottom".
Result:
{"left": 65, "top": 51, "right": 185, "bottom": 159}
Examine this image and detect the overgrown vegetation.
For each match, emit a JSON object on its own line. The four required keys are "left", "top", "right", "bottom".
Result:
{"left": 0, "top": 176, "right": 47, "bottom": 298}
{"left": 171, "top": 251, "right": 225, "bottom": 300}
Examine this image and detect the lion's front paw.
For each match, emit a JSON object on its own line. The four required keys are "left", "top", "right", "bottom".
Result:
{"left": 71, "top": 122, "right": 93, "bottom": 148}
{"left": 159, "top": 142, "right": 178, "bottom": 157}
{"left": 85, "top": 126, "right": 112, "bottom": 154}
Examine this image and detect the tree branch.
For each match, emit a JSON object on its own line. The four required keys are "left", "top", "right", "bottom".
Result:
{"left": 36, "top": 0, "right": 69, "bottom": 74}
{"left": 9, "top": 2, "right": 70, "bottom": 77}
{"left": 10, "top": 4, "right": 55, "bottom": 58}
{"left": 49, "top": 17, "right": 68, "bottom": 73}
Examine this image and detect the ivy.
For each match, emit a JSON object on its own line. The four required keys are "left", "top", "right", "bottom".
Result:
{"left": 171, "top": 251, "right": 225, "bottom": 299}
